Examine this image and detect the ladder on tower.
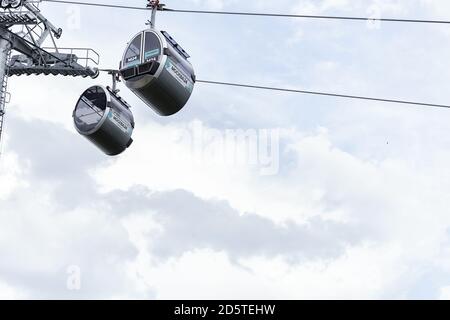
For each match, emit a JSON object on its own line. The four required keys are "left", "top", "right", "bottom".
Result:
{"left": 0, "top": 48, "right": 11, "bottom": 154}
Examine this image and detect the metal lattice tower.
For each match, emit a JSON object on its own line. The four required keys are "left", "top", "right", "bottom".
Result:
{"left": 0, "top": 30, "right": 12, "bottom": 152}
{"left": 0, "top": 0, "right": 99, "bottom": 153}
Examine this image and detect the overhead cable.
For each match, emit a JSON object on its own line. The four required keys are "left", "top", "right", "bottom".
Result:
{"left": 41, "top": 0, "right": 450, "bottom": 25}
{"left": 197, "top": 79, "right": 450, "bottom": 109}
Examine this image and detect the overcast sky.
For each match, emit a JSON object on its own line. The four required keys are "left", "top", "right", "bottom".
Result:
{"left": 2, "top": 0, "right": 450, "bottom": 299}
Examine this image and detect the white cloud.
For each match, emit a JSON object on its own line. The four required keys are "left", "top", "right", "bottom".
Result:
{"left": 439, "top": 286, "right": 450, "bottom": 300}
{"left": 0, "top": 152, "right": 26, "bottom": 200}
{"left": 0, "top": 281, "right": 27, "bottom": 300}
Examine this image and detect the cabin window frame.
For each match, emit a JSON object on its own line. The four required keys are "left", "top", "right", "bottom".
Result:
{"left": 123, "top": 33, "right": 143, "bottom": 68}
{"left": 74, "top": 86, "right": 108, "bottom": 133}
{"left": 143, "top": 31, "right": 163, "bottom": 63}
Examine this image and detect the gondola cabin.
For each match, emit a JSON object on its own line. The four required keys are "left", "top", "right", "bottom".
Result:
{"left": 73, "top": 85, "right": 135, "bottom": 156}
{"left": 119, "top": 29, "right": 195, "bottom": 116}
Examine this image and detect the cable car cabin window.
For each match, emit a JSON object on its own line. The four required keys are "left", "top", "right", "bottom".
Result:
{"left": 144, "top": 32, "right": 161, "bottom": 62}
{"left": 124, "top": 34, "right": 142, "bottom": 67}
{"left": 74, "top": 86, "right": 107, "bottom": 133}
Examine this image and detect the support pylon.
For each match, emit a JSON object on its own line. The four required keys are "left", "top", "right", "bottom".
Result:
{"left": 0, "top": 0, "right": 100, "bottom": 155}
{"left": 0, "top": 31, "right": 12, "bottom": 155}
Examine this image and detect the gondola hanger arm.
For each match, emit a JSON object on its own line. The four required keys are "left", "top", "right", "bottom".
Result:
{"left": 99, "top": 69, "right": 121, "bottom": 93}
{"left": 146, "top": 0, "right": 165, "bottom": 28}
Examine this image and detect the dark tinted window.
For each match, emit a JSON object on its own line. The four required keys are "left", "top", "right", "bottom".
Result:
{"left": 124, "top": 34, "right": 142, "bottom": 67}
{"left": 74, "top": 86, "right": 107, "bottom": 133}
{"left": 144, "top": 32, "right": 161, "bottom": 62}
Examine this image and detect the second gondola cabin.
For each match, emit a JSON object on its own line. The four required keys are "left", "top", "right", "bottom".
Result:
{"left": 119, "top": 29, "right": 195, "bottom": 116}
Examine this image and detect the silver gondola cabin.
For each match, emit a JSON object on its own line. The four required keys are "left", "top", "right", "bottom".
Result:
{"left": 73, "top": 85, "right": 135, "bottom": 156}
{"left": 119, "top": 29, "right": 195, "bottom": 116}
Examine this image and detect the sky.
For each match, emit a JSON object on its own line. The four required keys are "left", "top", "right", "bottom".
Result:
{"left": 1, "top": 0, "right": 450, "bottom": 299}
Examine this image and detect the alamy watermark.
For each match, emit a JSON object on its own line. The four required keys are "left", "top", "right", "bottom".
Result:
{"left": 66, "top": 5, "right": 81, "bottom": 31}
{"left": 171, "top": 121, "right": 280, "bottom": 176}
{"left": 367, "top": 4, "right": 382, "bottom": 30}
{"left": 66, "top": 265, "right": 81, "bottom": 291}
